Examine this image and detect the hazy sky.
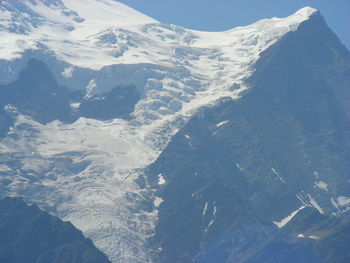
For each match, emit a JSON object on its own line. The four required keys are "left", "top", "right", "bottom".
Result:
{"left": 117, "top": 0, "right": 350, "bottom": 50}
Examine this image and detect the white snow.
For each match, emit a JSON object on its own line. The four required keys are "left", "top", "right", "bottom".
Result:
{"left": 203, "top": 202, "right": 208, "bottom": 216}
{"left": 158, "top": 173, "right": 166, "bottom": 185}
{"left": 213, "top": 205, "right": 217, "bottom": 216}
{"left": 332, "top": 196, "right": 350, "bottom": 213}
{"left": 307, "top": 194, "right": 324, "bottom": 214}
{"left": 203, "top": 203, "right": 217, "bottom": 232}
{"left": 70, "top": 102, "right": 80, "bottom": 109}
{"left": 273, "top": 206, "right": 305, "bottom": 228}
{"left": 274, "top": 7, "right": 317, "bottom": 32}
{"left": 296, "top": 193, "right": 308, "bottom": 206}
{"left": 314, "top": 181, "right": 328, "bottom": 192}
{"left": 271, "top": 168, "right": 286, "bottom": 183}
{"left": 205, "top": 219, "right": 214, "bottom": 232}
{"left": 308, "top": 235, "right": 319, "bottom": 240}
{"left": 85, "top": 79, "right": 97, "bottom": 99}
{"left": 336, "top": 196, "right": 350, "bottom": 206}
{"left": 4, "top": 104, "right": 18, "bottom": 114}
{"left": 62, "top": 67, "right": 75, "bottom": 78}
{"left": 215, "top": 120, "right": 229, "bottom": 128}
{"left": 297, "top": 233, "right": 319, "bottom": 239}
{"left": 236, "top": 163, "right": 244, "bottom": 171}
{"left": 153, "top": 197, "right": 163, "bottom": 208}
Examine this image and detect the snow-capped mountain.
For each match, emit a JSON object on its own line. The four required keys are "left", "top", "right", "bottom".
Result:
{"left": 0, "top": 1, "right": 349, "bottom": 263}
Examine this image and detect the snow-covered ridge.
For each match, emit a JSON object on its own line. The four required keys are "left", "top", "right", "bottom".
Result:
{"left": 0, "top": 1, "right": 317, "bottom": 69}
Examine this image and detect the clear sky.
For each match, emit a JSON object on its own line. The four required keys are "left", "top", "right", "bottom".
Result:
{"left": 117, "top": 0, "right": 350, "bottom": 50}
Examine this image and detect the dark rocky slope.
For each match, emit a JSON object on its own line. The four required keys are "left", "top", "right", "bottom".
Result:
{"left": 0, "top": 197, "right": 111, "bottom": 263}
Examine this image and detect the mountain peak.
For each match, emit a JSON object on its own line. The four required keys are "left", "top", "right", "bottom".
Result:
{"left": 263, "top": 6, "right": 320, "bottom": 33}
{"left": 294, "top": 7, "right": 319, "bottom": 18}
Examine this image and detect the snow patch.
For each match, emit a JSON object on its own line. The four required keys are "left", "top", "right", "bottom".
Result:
{"left": 295, "top": 7, "right": 318, "bottom": 17}
{"left": 204, "top": 203, "right": 217, "bottom": 232}
{"left": 215, "top": 120, "right": 229, "bottom": 128}
{"left": 332, "top": 196, "right": 350, "bottom": 211}
{"left": 153, "top": 196, "right": 163, "bottom": 208}
{"left": 70, "top": 102, "right": 80, "bottom": 109}
{"left": 206, "top": 219, "right": 214, "bottom": 231}
{"left": 309, "top": 235, "right": 319, "bottom": 240}
{"left": 158, "top": 173, "right": 166, "bottom": 185}
{"left": 314, "top": 180, "right": 328, "bottom": 192}
{"left": 203, "top": 202, "right": 208, "bottom": 216}
{"left": 236, "top": 163, "right": 244, "bottom": 171}
{"left": 307, "top": 194, "right": 324, "bottom": 214}
{"left": 271, "top": 168, "right": 286, "bottom": 183}
{"left": 4, "top": 104, "right": 18, "bottom": 114}
{"left": 213, "top": 205, "right": 217, "bottom": 216}
{"left": 84, "top": 79, "right": 97, "bottom": 99}
{"left": 337, "top": 196, "right": 350, "bottom": 206}
{"left": 273, "top": 206, "right": 305, "bottom": 228}
{"left": 297, "top": 233, "right": 319, "bottom": 239}
{"left": 62, "top": 66, "right": 74, "bottom": 78}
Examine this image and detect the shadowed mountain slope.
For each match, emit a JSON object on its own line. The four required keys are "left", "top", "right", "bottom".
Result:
{"left": 0, "top": 197, "right": 111, "bottom": 263}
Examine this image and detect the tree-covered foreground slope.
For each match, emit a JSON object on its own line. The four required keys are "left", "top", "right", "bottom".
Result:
{"left": 0, "top": 197, "right": 111, "bottom": 263}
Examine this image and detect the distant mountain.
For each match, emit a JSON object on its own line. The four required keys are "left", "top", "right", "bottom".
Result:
{"left": 0, "top": 1, "right": 349, "bottom": 262}
{"left": 0, "top": 197, "right": 111, "bottom": 263}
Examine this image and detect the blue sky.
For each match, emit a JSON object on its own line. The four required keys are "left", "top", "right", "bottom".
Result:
{"left": 117, "top": 0, "right": 350, "bottom": 50}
